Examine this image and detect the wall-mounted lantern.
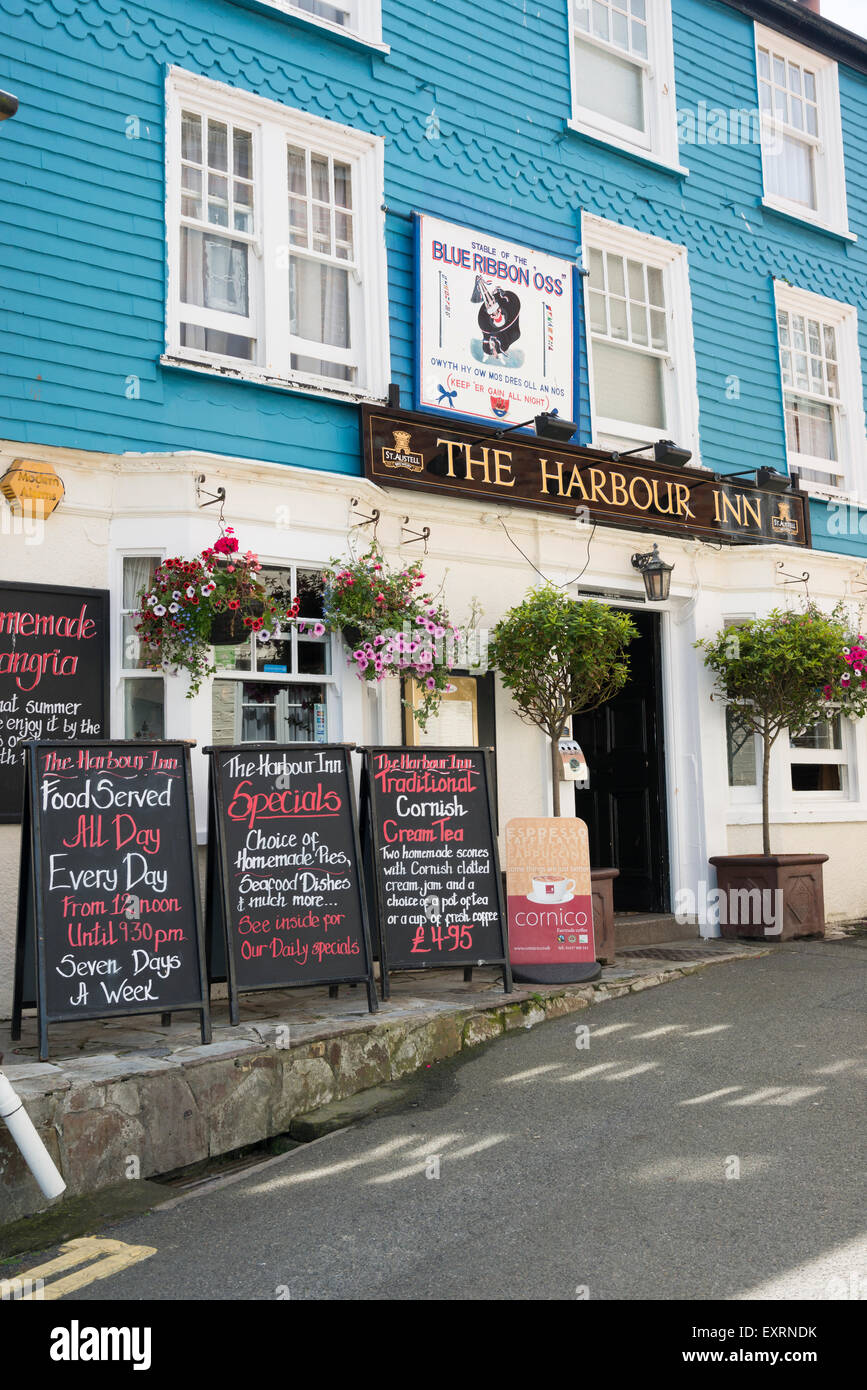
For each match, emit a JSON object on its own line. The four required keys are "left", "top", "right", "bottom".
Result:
{"left": 631, "top": 542, "right": 674, "bottom": 602}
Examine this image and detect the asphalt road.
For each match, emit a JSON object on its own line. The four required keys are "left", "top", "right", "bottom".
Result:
{"left": 12, "top": 939, "right": 867, "bottom": 1301}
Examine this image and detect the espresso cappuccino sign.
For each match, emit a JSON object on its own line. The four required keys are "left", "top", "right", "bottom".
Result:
{"left": 362, "top": 407, "right": 810, "bottom": 547}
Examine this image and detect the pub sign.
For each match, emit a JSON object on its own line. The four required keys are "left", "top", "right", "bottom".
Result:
{"left": 361, "top": 407, "right": 810, "bottom": 548}
{"left": 415, "top": 214, "right": 578, "bottom": 428}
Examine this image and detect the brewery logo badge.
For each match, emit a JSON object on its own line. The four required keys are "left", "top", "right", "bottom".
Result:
{"left": 382, "top": 429, "right": 424, "bottom": 472}
{"left": 771, "top": 498, "right": 800, "bottom": 537}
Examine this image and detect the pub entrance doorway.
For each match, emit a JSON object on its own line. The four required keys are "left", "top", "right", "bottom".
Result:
{"left": 572, "top": 606, "right": 670, "bottom": 914}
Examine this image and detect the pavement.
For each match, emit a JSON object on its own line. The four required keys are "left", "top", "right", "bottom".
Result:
{"left": 0, "top": 937, "right": 765, "bottom": 1226}
{"left": 2, "top": 935, "right": 864, "bottom": 1301}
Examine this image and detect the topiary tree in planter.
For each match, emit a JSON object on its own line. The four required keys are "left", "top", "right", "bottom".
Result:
{"left": 696, "top": 603, "right": 867, "bottom": 855}
{"left": 489, "top": 586, "right": 638, "bottom": 815}
{"left": 696, "top": 603, "right": 867, "bottom": 940}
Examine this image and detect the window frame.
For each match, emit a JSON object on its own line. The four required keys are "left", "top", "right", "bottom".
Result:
{"left": 773, "top": 280, "right": 867, "bottom": 504}
{"left": 211, "top": 560, "right": 339, "bottom": 744}
{"left": 211, "top": 556, "right": 337, "bottom": 681}
{"left": 788, "top": 709, "right": 851, "bottom": 802}
{"left": 755, "top": 23, "right": 849, "bottom": 238}
{"left": 165, "top": 67, "right": 390, "bottom": 403}
{"left": 117, "top": 551, "right": 166, "bottom": 740}
{"left": 582, "top": 213, "right": 701, "bottom": 459}
{"left": 568, "top": 0, "right": 680, "bottom": 169}
{"left": 259, "top": 0, "right": 384, "bottom": 47}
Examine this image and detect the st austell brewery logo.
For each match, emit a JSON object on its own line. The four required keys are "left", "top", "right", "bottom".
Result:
{"left": 771, "top": 498, "right": 800, "bottom": 538}
{"left": 382, "top": 430, "right": 424, "bottom": 472}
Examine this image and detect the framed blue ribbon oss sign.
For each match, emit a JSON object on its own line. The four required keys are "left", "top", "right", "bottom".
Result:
{"left": 414, "top": 213, "right": 579, "bottom": 428}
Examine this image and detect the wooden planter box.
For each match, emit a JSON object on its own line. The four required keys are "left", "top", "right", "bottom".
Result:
{"left": 708, "top": 853, "right": 828, "bottom": 941}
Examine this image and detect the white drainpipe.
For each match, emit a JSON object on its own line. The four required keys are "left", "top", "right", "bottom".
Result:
{"left": 0, "top": 1069, "right": 66, "bottom": 1200}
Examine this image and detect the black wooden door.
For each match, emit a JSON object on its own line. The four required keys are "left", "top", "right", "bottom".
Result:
{"left": 572, "top": 608, "right": 669, "bottom": 913}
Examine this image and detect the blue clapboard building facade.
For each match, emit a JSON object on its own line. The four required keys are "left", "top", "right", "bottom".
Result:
{"left": 2, "top": 0, "right": 867, "bottom": 978}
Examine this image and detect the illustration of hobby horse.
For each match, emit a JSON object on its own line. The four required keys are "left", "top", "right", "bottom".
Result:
{"left": 471, "top": 275, "right": 521, "bottom": 357}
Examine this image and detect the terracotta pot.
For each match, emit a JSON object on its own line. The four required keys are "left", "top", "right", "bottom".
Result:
{"left": 708, "top": 853, "right": 828, "bottom": 941}
{"left": 209, "top": 601, "right": 263, "bottom": 646}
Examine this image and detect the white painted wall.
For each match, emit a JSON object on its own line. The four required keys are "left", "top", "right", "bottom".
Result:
{"left": 1, "top": 439, "right": 865, "bottom": 1016}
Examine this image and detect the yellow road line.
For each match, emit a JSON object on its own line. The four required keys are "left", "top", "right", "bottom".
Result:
{"left": 12, "top": 1236, "right": 156, "bottom": 1300}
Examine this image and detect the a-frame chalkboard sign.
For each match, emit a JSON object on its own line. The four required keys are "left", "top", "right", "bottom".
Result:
{"left": 360, "top": 746, "right": 512, "bottom": 999}
{"left": 204, "top": 743, "right": 378, "bottom": 1021}
{"left": 12, "top": 741, "right": 211, "bottom": 1061}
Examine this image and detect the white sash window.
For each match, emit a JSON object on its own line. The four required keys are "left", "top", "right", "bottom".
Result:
{"left": 570, "top": 1, "right": 679, "bottom": 168}
{"left": 583, "top": 216, "right": 700, "bottom": 457}
{"left": 755, "top": 25, "right": 849, "bottom": 237}
{"left": 166, "top": 69, "right": 388, "bottom": 401}
{"left": 774, "top": 283, "right": 867, "bottom": 501}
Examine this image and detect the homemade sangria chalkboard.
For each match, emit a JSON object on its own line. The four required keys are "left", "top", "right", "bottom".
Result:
{"left": 361, "top": 747, "right": 511, "bottom": 998}
{"left": 12, "top": 741, "right": 210, "bottom": 1059}
{"left": 204, "top": 744, "right": 378, "bottom": 1020}
{"left": 0, "top": 582, "right": 109, "bottom": 822}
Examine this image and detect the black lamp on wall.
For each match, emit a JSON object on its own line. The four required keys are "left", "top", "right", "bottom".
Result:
{"left": 493, "top": 409, "right": 579, "bottom": 442}
{"left": 631, "top": 543, "right": 674, "bottom": 602}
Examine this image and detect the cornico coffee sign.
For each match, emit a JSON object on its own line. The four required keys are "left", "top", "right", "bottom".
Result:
{"left": 362, "top": 407, "right": 810, "bottom": 548}
{"left": 415, "top": 214, "right": 576, "bottom": 427}
{"left": 506, "top": 817, "right": 598, "bottom": 984}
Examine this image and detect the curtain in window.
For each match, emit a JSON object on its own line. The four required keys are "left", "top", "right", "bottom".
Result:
{"left": 785, "top": 395, "right": 836, "bottom": 459}
{"left": 290, "top": 258, "right": 349, "bottom": 348}
{"left": 573, "top": 37, "right": 645, "bottom": 132}
{"left": 765, "top": 135, "right": 815, "bottom": 209}
{"left": 181, "top": 228, "right": 248, "bottom": 315}
{"left": 593, "top": 340, "right": 665, "bottom": 429}
{"left": 123, "top": 556, "right": 157, "bottom": 609}
{"left": 289, "top": 257, "right": 351, "bottom": 379}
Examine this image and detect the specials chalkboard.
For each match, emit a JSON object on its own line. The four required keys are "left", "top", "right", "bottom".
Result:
{"left": 204, "top": 744, "right": 378, "bottom": 1020}
{"left": 361, "top": 746, "right": 511, "bottom": 997}
{"left": 12, "top": 741, "right": 211, "bottom": 1059}
{"left": 0, "top": 582, "right": 110, "bottom": 822}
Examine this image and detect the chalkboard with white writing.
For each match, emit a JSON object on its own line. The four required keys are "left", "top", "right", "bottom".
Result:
{"left": 12, "top": 741, "right": 211, "bottom": 1059}
{"left": 0, "top": 583, "right": 109, "bottom": 822}
{"left": 204, "top": 744, "right": 378, "bottom": 1021}
{"left": 361, "top": 747, "right": 511, "bottom": 998}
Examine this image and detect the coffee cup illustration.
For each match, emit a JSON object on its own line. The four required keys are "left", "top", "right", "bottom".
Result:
{"left": 531, "top": 875, "right": 575, "bottom": 902}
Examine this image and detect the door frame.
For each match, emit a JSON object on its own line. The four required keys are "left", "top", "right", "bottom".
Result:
{"left": 574, "top": 592, "right": 673, "bottom": 914}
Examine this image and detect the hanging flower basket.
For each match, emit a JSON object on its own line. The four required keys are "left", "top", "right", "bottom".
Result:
{"left": 209, "top": 600, "right": 264, "bottom": 646}
{"left": 134, "top": 527, "right": 298, "bottom": 697}
{"left": 320, "top": 547, "right": 463, "bottom": 730}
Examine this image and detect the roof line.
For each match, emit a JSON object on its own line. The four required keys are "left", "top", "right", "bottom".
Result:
{"left": 720, "top": 0, "right": 867, "bottom": 74}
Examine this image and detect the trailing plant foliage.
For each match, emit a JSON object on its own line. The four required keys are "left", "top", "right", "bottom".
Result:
{"left": 696, "top": 602, "right": 867, "bottom": 855}
{"left": 135, "top": 528, "right": 299, "bottom": 697}
{"left": 489, "top": 586, "right": 638, "bottom": 815}
{"left": 321, "top": 548, "right": 462, "bottom": 730}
